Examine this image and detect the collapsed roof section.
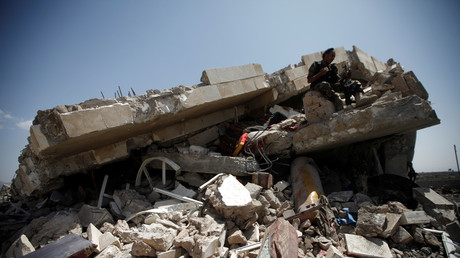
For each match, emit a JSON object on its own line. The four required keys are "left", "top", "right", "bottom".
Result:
{"left": 12, "top": 46, "right": 439, "bottom": 198}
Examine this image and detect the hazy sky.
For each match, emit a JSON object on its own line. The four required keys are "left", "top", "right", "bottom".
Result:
{"left": 1, "top": 1, "right": 459, "bottom": 183}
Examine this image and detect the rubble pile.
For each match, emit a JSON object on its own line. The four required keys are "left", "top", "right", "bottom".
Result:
{"left": 1, "top": 46, "right": 457, "bottom": 257}
{"left": 2, "top": 172, "right": 459, "bottom": 257}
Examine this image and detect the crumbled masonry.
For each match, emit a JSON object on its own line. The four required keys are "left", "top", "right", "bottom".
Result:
{"left": 1, "top": 46, "right": 458, "bottom": 257}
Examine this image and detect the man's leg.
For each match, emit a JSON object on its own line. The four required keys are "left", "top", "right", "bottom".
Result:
{"left": 313, "top": 82, "right": 343, "bottom": 111}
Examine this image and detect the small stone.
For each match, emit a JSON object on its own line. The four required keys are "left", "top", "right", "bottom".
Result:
{"left": 424, "top": 231, "right": 442, "bottom": 247}
{"left": 300, "top": 219, "right": 312, "bottom": 229}
{"left": 245, "top": 182, "right": 263, "bottom": 199}
{"left": 261, "top": 189, "right": 281, "bottom": 209}
{"left": 317, "top": 236, "right": 332, "bottom": 250}
{"left": 391, "top": 226, "right": 413, "bottom": 244}
{"left": 325, "top": 245, "right": 345, "bottom": 258}
{"left": 227, "top": 228, "right": 247, "bottom": 245}
{"left": 5, "top": 234, "right": 35, "bottom": 258}
{"left": 131, "top": 240, "right": 156, "bottom": 257}
{"left": 355, "top": 212, "right": 385, "bottom": 237}
{"left": 412, "top": 227, "right": 425, "bottom": 244}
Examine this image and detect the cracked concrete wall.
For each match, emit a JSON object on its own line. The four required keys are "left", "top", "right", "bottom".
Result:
{"left": 11, "top": 46, "right": 438, "bottom": 198}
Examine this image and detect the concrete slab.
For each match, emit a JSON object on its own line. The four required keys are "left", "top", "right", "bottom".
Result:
{"left": 294, "top": 95, "right": 440, "bottom": 154}
{"left": 344, "top": 234, "right": 392, "bottom": 258}
{"left": 413, "top": 187, "right": 455, "bottom": 209}
{"left": 60, "top": 103, "right": 134, "bottom": 138}
{"left": 146, "top": 152, "right": 259, "bottom": 176}
{"left": 200, "top": 63, "right": 264, "bottom": 85}
{"left": 400, "top": 210, "right": 431, "bottom": 225}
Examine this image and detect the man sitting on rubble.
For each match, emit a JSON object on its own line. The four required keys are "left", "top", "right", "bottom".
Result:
{"left": 307, "top": 48, "right": 344, "bottom": 111}
{"left": 307, "top": 48, "right": 376, "bottom": 110}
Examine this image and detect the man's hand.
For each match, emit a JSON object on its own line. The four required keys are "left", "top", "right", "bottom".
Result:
{"left": 319, "top": 66, "right": 329, "bottom": 76}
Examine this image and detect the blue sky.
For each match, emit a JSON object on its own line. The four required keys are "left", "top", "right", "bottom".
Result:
{"left": 1, "top": 1, "right": 459, "bottom": 183}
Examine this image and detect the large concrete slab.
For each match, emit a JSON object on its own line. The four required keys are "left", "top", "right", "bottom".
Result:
{"left": 29, "top": 76, "right": 271, "bottom": 160}
{"left": 293, "top": 95, "right": 440, "bottom": 154}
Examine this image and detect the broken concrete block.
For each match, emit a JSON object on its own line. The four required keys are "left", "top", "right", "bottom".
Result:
{"left": 171, "top": 183, "right": 197, "bottom": 198}
{"left": 301, "top": 51, "right": 322, "bottom": 69}
{"left": 400, "top": 210, "right": 431, "bottom": 225}
{"left": 326, "top": 244, "right": 345, "bottom": 258}
{"left": 391, "top": 226, "right": 413, "bottom": 244}
{"left": 98, "top": 232, "right": 121, "bottom": 252}
{"left": 206, "top": 176, "right": 259, "bottom": 229}
{"left": 5, "top": 234, "right": 35, "bottom": 258}
{"left": 245, "top": 182, "right": 263, "bottom": 199}
{"left": 87, "top": 223, "right": 103, "bottom": 252}
{"left": 380, "top": 213, "right": 402, "bottom": 238}
{"left": 195, "top": 235, "right": 221, "bottom": 258}
{"left": 95, "top": 244, "right": 121, "bottom": 258}
{"left": 188, "top": 126, "right": 220, "bottom": 146}
{"left": 261, "top": 189, "right": 281, "bottom": 209}
{"left": 302, "top": 90, "right": 336, "bottom": 124}
{"left": 92, "top": 141, "right": 128, "bottom": 165}
{"left": 403, "top": 71, "right": 428, "bottom": 100}
{"left": 227, "top": 227, "right": 248, "bottom": 246}
{"left": 355, "top": 212, "right": 386, "bottom": 237}
{"left": 350, "top": 46, "right": 379, "bottom": 81}
{"left": 138, "top": 223, "right": 177, "bottom": 251}
{"left": 285, "top": 65, "right": 309, "bottom": 82}
{"left": 413, "top": 187, "right": 454, "bottom": 209}
{"left": 78, "top": 204, "right": 114, "bottom": 228}
{"left": 200, "top": 63, "right": 264, "bottom": 85}
{"left": 174, "top": 229, "right": 195, "bottom": 254}
{"left": 327, "top": 191, "right": 354, "bottom": 203}
{"left": 423, "top": 230, "right": 442, "bottom": 247}
{"left": 113, "top": 189, "right": 151, "bottom": 218}
{"left": 344, "top": 233, "right": 392, "bottom": 258}
{"left": 28, "top": 211, "right": 82, "bottom": 248}
{"left": 176, "top": 172, "right": 206, "bottom": 187}
{"left": 244, "top": 223, "right": 260, "bottom": 242}
{"left": 156, "top": 248, "right": 186, "bottom": 258}
{"left": 25, "top": 234, "right": 96, "bottom": 258}
{"left": 412, "top": 227, "right": 425, "bottom": 244}
{"left": 132, "top": 239, "right": 156, "bottom": 257}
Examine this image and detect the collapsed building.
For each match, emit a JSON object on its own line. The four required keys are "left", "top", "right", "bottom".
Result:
{"left": 2, "top": 46, "right": 458, "bottom": 257}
